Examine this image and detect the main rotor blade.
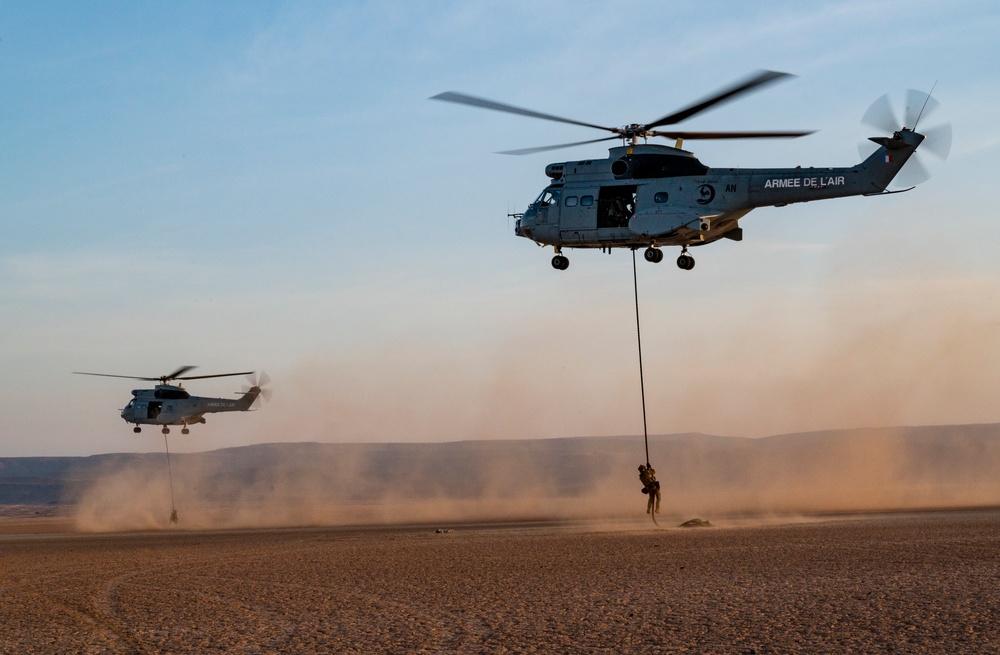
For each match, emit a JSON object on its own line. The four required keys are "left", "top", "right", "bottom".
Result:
{"left": 175, "top": 371, "right": 255, "bottom": 381}
{"left": 644, "top": 70, "right": 793, "bottom": 129}
{"left": 431, "top": 91, "right": 616, "bottom": 133}
{"left": 164, "top": 365, "right": 197, "bottom": 381}
{"left": 74, "top": 368, "right": 255, "bottom": 383}
{"left": 646, "top": 129, "right": 815, "bottom": 140}
{"left": 498, "top": 136, "right": 619, "bottom": 156}
{"left": 73, "top": 372, "right": 159, "bottom": 381}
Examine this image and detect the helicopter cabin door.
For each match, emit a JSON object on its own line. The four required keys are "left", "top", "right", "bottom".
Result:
{"left": 596, "top": 185, "right": 636, "bottom": 230}
{"left": 558, "top": 189, "right": 599, "bottom": 243}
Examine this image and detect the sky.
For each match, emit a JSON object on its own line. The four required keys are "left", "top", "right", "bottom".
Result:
{"left": 2, "top": 1, "right": 1000, "bottom": 456}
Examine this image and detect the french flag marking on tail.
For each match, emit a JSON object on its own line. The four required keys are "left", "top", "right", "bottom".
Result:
{"left": 883, "top": 154, "right": 893, "bottom": 163}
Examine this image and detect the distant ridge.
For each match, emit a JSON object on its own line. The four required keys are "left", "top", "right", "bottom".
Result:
{"left": 0, "top": 457, "right": 84, "bottom": 504}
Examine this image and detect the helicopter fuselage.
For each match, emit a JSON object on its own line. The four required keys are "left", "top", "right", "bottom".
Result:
{"left": 515, "top": 130, "right": 922, "bottom": 268}
{"left": 121, "top": 384, "right": 260, "bottom": 429}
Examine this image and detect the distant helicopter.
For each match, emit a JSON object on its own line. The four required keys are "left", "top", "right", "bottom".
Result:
{"left": 74, "top": 366, "right": 270, "bottom": 434}
{"left": 432, "top": 70, "right": 950, "bottom": 270}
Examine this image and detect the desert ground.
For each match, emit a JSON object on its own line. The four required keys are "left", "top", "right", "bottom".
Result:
{"left": 1, "top": 508, "right": 997, "bottom": 654}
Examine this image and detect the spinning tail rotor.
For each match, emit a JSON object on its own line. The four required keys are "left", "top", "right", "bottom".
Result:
{"left": 860, "top": 88, "right": 952, "bottom": 186}
{"left": 241, "top": 371, "right": 272, "bottom": 408}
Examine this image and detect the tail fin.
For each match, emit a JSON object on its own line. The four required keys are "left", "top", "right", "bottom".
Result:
{"left": 858, "top": 128, "right": 924, "bottom": 191}
{"left": 237, "top": 386, "right": 262, "bottom": 411}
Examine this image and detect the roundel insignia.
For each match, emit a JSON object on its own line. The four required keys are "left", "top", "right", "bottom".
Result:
{"left": 696, "top": 184, "right": 716, "bottom": 205}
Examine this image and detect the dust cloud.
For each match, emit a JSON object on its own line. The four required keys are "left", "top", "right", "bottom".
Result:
{"left": 69, "top": 265, "right": 1000, "bottom": 532}
{"left": 69, "top": 426, "right": 1000, "bottom": 532}
{"left": 235, "top": 267, "right": 1000, "bottom": 454}
{"left": 640, "top": 273, "right": 1000, "bottom": 438}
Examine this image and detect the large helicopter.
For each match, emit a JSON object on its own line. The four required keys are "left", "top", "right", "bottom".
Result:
{"left": 74, "top": 366, "right": 270, "bottom": 434}
{"left": 432, "top": 70, "right": 950, "bottom": 270}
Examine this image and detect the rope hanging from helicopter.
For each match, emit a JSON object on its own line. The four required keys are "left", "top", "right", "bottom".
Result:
{"left": 632, "top": 250, "right": 660, "bottom": 525}
{"left": 163, "top": 432, "right": 179, "bottom": 524}
{"left": 633, "top": 250, "right": 650, "bottom": 465}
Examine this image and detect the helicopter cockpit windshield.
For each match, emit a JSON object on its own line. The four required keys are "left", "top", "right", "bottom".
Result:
{"left": 532, "top": 187, "right": 562, "bottom": 207}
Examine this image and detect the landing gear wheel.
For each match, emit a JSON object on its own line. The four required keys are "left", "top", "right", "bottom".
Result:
{"left": 133, "top": 426, "right": 141, "bottom": 434}
{"left": 551, "top": 255, "right": 569, "bottom": 270}
{"left": 181, "top": 427, "right": 190, "bottom": 435}
{"left": 644, "top": 247, "right": 663, "bottom": 263}
{"left": 677, "top": 254, "right": 695, "bottom": 270}
{"left": 161, "top": 426, "right": 170, "bottom": 435}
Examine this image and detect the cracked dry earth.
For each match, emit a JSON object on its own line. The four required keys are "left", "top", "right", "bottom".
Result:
{"left": 1, "top": 510, "right": 998, "bottom": 654}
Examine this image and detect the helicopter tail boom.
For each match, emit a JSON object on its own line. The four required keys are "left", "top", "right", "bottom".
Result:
{"left": 743, "top": 128, "right": 923, "bottom": 208}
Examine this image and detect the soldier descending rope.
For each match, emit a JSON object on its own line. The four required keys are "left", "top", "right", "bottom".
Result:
{"left": 632, "top": 251, "right": 661, "bottom": 524}
{"left": 638, "top": 464, "right": 661, "bottom": 515}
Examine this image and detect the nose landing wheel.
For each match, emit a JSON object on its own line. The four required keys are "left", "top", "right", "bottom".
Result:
{"left": 551, "top": 254, "right": 569, "bottom": 270}
{"left": 133, "top": 426, "right": 141, "bottom": 433}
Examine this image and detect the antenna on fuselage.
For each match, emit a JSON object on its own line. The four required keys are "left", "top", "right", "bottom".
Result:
{"left": 911, "top": 81, "right": 938, "bottom": 131}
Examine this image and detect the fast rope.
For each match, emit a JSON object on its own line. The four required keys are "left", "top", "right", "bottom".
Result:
{"left": 632, "top": 249, "right": 650, "bottom": 468}
{"left": 633, "top": 250, "right": 659, "bottom": 526}
{"left": 163, "top": 432, "right": 179, "bottom": 524}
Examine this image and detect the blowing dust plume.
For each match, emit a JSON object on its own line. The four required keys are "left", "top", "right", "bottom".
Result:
{"left": 67, "top": 425, "right": 1000, "bottom": 532}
